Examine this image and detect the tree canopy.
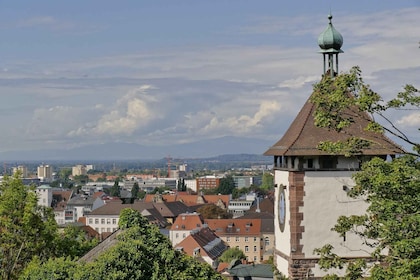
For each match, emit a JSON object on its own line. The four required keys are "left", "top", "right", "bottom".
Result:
{"left": 196, "top": 204, "right": 232, "bottom": 219}
{"left": 217, "top": 175, "right": 236, "bottom": 195}
{"left": 219, "top": 247, "right": 246, "bottom": 264}
{"left": 312, "top": 67, "right": 420, "bottom": 278}
{"left": 0, "top": 174, "right": 96, "bottom": 280}
{"left": 21, "top": 209, "right": 224, "bottom": 280}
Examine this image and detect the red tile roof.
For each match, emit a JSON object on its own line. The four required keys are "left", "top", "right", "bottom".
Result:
{"left": 205, "top": 219, "right": 262, "bottom": 236}
{"left": 171, "top": 213, "right": 205, "bottom": 231}
{"left": 144, "top": 193, "right": 230, "bottom": 208}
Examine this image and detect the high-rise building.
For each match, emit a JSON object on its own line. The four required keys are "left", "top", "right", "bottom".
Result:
{"left": 12, "top": 165, "right": 28, "bottom": 178}
{"left": 37, "top": 164, "right": 53, "bottom": 182}
{"left": 72, "top": 164, "right": 87, "bottom": 176}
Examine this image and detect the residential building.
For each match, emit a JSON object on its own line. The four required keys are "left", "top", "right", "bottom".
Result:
{"left": 175, "top": 226, "right": 227, "bottom": 269}
{"left": 144, "top": 193, "right": 230, "bottom": 210}
{"left": 263, "top": 15, "right": 403, "bottom": 279}
{"left": 205, "top": 218, "right": 272, "bottom": 263}
{"left": 52, "top": 190, "right": 74, "bottom": 225}
{"left": 66, "top": 195, "right": 105, "bottom": 222}
{"left": 169, "top": 212, "right": 206, "bottom": 246}
{"left": 36, "top": 184, "right": 53, "bottom": 207}
{"left": 85, "top": 199, "right": 190, "bottom": 234}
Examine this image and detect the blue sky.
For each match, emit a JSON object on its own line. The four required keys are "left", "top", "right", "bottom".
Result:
{"left": 0, "top": 1, "right": 419, "bottom": 156}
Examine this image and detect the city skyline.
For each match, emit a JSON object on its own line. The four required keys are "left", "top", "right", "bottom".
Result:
{"left": 0, "top": 1, "right": 419, "bottom": 159}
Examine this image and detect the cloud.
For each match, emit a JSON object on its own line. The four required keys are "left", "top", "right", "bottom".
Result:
{"left": 396, "top": 112, "right": 420, "bottom": 127}
{"left": 278, "top": 75, "right": 319, "bottom": 88}
{"left": 92, "top": 85, "right": 159, "bottom": 135}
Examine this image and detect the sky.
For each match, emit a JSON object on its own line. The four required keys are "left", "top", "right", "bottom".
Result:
{"left": 0, "top": 0, "right": 419, "bottom": 156}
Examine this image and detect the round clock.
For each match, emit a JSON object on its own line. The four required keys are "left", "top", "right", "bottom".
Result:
{"left": 279, "top": 188, "right": 286, "bottom": 232}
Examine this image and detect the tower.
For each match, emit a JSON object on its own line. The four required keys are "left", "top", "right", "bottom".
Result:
{"left": 264, "top": 15, "right": 403, "bottom": 279}
{"left": 318, "top": 14, "right": 343, "bottom": 77}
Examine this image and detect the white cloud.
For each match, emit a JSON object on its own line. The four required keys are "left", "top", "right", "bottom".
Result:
{"left": 93, "top": 85, "right": 159, "bottom": 135}
{"left": 396, "top": 112, "right": 420, "bottom": 127}
{"left": 278, "top": 75, "right": 319, "bottom": 88}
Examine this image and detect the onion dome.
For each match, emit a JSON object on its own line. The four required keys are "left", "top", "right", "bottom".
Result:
{"left": 318, "top": 14, "right": 343, "bottom": 53}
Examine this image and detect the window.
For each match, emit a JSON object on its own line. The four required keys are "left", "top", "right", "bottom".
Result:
{"left": 95, "top": 218, "right": 99, "bottom": 224}
{"left": 254, "top": 237, "right": 257, "bottom": 242}
{"left": 235, "top": 237, "right": 240, "bottom": 242}
{"left": 101, "top": 218, "right": 105, "bottom": 224}
{"left": 254, "top": 246, "right": 257, "bottom": 252}
{"left": 226, "top": 237, "right": 230, "bottom": 242}
{"left": 88, "top": 218, "right": 93, "bottom": 224}
{"left": 107, "top": 218, "right": 111, "bottom": 224}
{"left": 254, "top": 256, "right": 257, "bottom": 261}
{"left": 265, "top": 237, "right": 270, "bottom": 246}
{"left": 112, "top": 218, "right": 117, "bottom": 224}
{"left": 176, "top": 233, "right": 179, "bottom": 238}
{"left": 245, "top": 246, "right": 249, "bottom": 252}
{"left": 182, "top": 233, "right": 186, "bottom": 238}
{"left": 245, "top": 237, "right": 249, "bottom": 242}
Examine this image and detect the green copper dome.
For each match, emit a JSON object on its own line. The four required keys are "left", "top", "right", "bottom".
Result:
{"left": 318, "top": 14, "right": 343, "bottom": 53}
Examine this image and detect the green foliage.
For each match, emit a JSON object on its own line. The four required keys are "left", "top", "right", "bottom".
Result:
{"left": 312, "top": 67, "right": 420, "bottom": 278}
{"left": 55, "top": 225, "right": 99, "bottom": 258}
{"left": 315, "top": 155, "right": 420, "bottom": 278}
{"left": 0, "top": 175, "right": 59, "bottom": 280}
{"left": 131, "top": 182, "right": 140, "bottom": 202}
{"left": 260, "top": 172, "right": 274, "bottom": 190}
{"left": 22, "top": 208, "right": 224, "bottom": 280}
{"left": 110, "top": 179, "right": 121, "bottom": 197}
{"left": 196, "top": 204, "right": 232, "bottom": 219}
{"left": 177, "top": 178, "right": 187, "bottom": 191}
{"left": 217, "top": 175, "right": 236, "bottom": 194}
{"left": 19, "top": 257, "right": 80, "bottom": 280}
{"left": 219, "top": 247, "right": 246, "bottom": 263}
{"left": 311, "top": 66, "right": 419, "bottom": 156}
{"left": 72, "top": 174, "right": 89, "bottom": 184}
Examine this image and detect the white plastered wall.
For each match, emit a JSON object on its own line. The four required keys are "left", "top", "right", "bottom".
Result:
{"left": 302, "top": 171, "right": 372, "bottom": 258}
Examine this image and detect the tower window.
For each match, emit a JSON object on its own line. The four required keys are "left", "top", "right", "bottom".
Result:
{"left": 307, "top": 158, "right": 313, "bottom": 168}
{"left": 320, "top": 156, "right": 337, "bottom": 169}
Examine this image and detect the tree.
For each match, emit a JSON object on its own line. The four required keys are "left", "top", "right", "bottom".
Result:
{"left": 177, "top": 178, "right": 186, "bottom": 191}
{"left": 0, "top": 174, "right": 58, "bottom": 280}
{"left": 131, "top": 182, "right": 140, "bottom": 201}
{"left": 311, "top": 67, "right": 420, "bottom": 278}
{"left": 72, "top": 174, "right": 89, "bottom": 185}
{"left": 21, "top": 209, "right": 224, "bottom": 280}
{"left": 109, "top": 179, "right": 120, "bottom": 197}
{"left": 311, "top": 66, "right": 419, "bottom": 156}
{"left": 260, "top": 172, "right": 274, "bottom": 190}
{"left": 217, "top": 175, "right": 236, "bottom": 195}
{"left": 219, "top": 247, "right": 246, "bottom": 263}
{"left": 54, "top": 225, "right": 98, "bottom": 258}
{"left": 196, "top": 204, "right": 232, "bottom": 219}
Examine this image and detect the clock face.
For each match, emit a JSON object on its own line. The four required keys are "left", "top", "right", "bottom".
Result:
{"left": 279, "top": 188, "right": 286, "bottom": 232}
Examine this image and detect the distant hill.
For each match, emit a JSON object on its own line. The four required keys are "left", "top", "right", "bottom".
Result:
{"left": 0, "top": 136, "right": 274, "bottom": 161}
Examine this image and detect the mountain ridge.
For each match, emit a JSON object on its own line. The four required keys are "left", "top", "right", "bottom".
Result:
{"left": 0, "top": 136, "right": 274, "bottom": 161}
